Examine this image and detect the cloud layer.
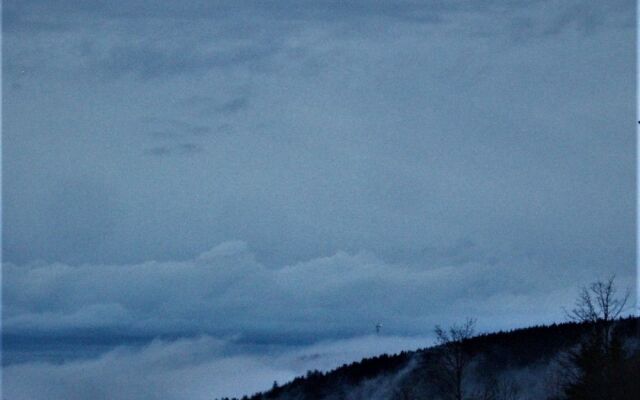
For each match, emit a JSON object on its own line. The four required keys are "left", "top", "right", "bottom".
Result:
{"left": 3, "top": 0, "right": 635, "bottom": 270}
{"left": 6, "top": 241, "right": 630, "bottom": 341}
{"left": 3, "top": 333, "right": 430, "bottom": 400}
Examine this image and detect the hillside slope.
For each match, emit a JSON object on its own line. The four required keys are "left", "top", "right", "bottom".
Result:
{"left": 221, "top": 317, "right": 639, "bottom": 400}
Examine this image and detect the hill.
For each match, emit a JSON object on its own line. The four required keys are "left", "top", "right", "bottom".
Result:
{"left": 219, "top": 317, "right": 639, "bottom": 400}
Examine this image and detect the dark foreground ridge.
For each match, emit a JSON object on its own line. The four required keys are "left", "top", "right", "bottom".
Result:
{"left": 219, "top": 317, "right": 639, "bottom": 400}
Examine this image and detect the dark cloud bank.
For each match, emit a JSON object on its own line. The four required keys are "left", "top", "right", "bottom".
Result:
{"left": 2, "top": 241, "right": 582, "bottom": 338}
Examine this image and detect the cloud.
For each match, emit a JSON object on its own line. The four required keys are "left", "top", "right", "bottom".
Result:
{"left": 97, "top": 43, "right": 278, "bottom": 80}
{"left": 4, "top": 0, "right": 634, "bottom": 268}
{"left": 217, "top": 96, "right": 250, "bottom": 114}
{"left": 4, "top": 1, "right": 632, "bottom": 36}
{"left": 179, "top": 95, "right": 251, "bottom": 120}
{"left": 2, "top": 334, "right": 430, "bottom": 400}
{"left": 144, "top": 146, "right": 172, "bottom": 156}
{"left": 4, "top": 1, "right": 632, "bottom": 84}
{"left": 144, "top": 119, "right": 213, "bottom": 139}
{"left": 3, "top": 0, "right": 634, "bottom": 343}
{"left": 6, "top": 241, "right": 630, "bottom": 342}
{"left": 144, "top": 143, "right": 205, "bottom": 156}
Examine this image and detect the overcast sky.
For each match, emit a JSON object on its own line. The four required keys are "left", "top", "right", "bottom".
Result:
{"left": 2, "top": 0, "right": 637, "bottom": 397}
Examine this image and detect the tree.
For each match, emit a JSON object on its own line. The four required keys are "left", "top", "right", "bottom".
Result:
{"left": 476, "top": 377, "right": 520, "bottom": 400}
{"left": 430, "top": 318, "right": 476, "bottom": 400}
{"left": 566, "top": 274, "right": 630, "bottom": 351}
{"left": 559, "top": 275, "right": 632, "bottom": 400}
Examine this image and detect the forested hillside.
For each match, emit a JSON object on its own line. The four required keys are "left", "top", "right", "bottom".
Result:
{"left": 218, "top": 317, "right": 639, "bottom": 400}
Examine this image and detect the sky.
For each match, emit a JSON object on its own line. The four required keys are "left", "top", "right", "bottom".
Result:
{"left": 2, "top": 0, "right": 637, "bottom": 398}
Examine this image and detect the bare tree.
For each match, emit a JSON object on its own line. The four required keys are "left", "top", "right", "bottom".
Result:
{"left": 566, "top": 274, "right": 630, "bottom": 350}
{"left": 567, "top": 274, "right": 629, "bottom": 323}
{"left": 556, "top": 275, "right": 633, "bottom": 400}
{"left": 431, "top": 318, "right": 476, "bottom": 400}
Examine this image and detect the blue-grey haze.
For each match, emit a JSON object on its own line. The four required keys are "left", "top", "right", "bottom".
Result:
{"left": 1, "top": 1, "right": 637, "bottom": 398}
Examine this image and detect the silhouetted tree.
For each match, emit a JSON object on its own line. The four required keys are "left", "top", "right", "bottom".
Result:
{"left": 566, "top": 274, "right": 629, "bottom": 351}
{"left": 430, "top": 318, "right": 476, "bottom": 400}
{"left": 559, "top": 276, "right": 632, "bottom": 400}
